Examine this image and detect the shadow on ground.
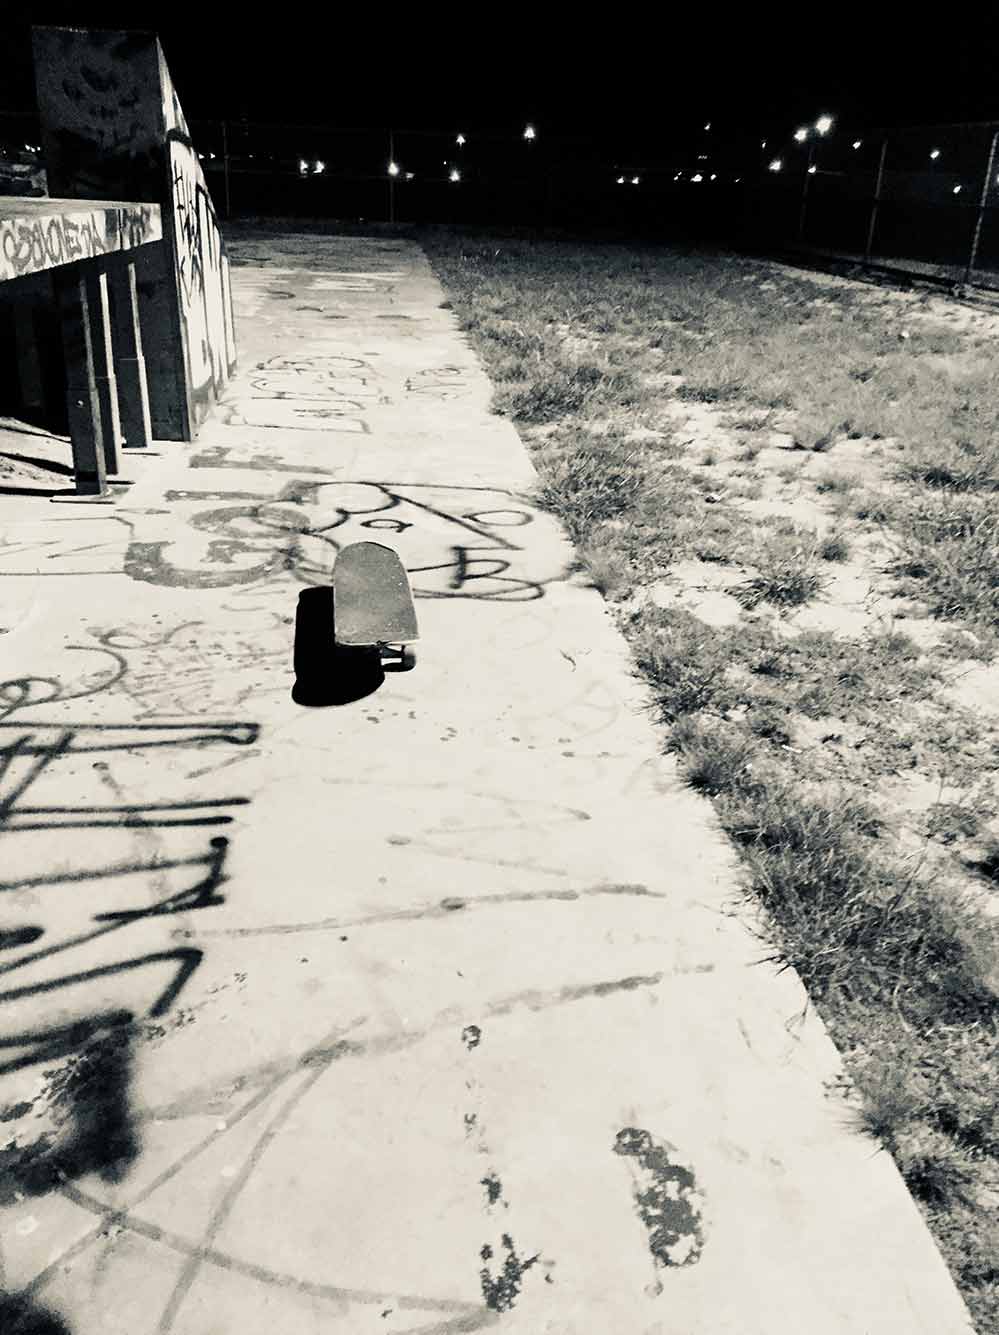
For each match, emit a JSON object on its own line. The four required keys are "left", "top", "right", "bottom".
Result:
{"left": 292, "top": 586, "right": 386, "bottom": 706}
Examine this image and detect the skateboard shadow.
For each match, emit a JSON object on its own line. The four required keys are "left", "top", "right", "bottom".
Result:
{"left": 292, "top": 587, "right": 385, "bottom": 706}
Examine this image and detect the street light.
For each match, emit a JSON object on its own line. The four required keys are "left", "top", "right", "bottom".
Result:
{"left": 807, "top": 164, "right": 817, "bottom": 174}
{"left": 388, "top": 160, "right": 400, "bottom": 176}
{"left": 449, "top": 168, "right": 461, "bottom": 182}
{"left": 815, "top": 114, "right": 834, "bottom": 135}
{"left": 617, "top": 175, "right": 626, "bottom": 184}
{"left": 704, "top": 122, "right": 711, "bottom": 131}
{"left": 769, "top": 158, "right": 783, "bottom": 172}
{"left": 852, "top": 140, "right": 862, "bottom": 150}
{"left": 930, "top": 148, "right": 941, "bottom": 160}
{"left": 794, "top": 127, "right": 809, "bottom": 143}
{"left": 523, "top": 123, "right": 536, "bottom": 140}
{"left": 456, "top": 133, "right": 466, "bottom": 146}
{"left": 631, "top": 176, "right": 640, "bottom": 184}
{"left": 692, "top": 173, "right": 703, "bottom": 182}
{"left": 314, "top": 160, "right": 326, "bottom": 174}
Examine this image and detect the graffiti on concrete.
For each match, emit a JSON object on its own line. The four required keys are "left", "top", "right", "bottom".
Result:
{"left": 120, "top": 479, "right": 556, "bottom": 599}
{"left": 221, "top": 354, "right": 380, "bottom": 434}
{"left": 0, "top": 691, "right": 255, "bottom": 1201}
{"left": 405, "top": 366, "right": 469, "bottom": 401}
{"left": 0, "top": 203, "right": 161, "bottom": 282}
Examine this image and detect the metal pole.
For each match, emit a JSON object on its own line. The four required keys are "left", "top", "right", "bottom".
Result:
{"left": 865, "top": 137, "right": 888, "bottom": 265}
{"left": 965, "top": 128, "right": 998, "bottom": 285}
{"left": 798, "top": 140, "right": 815, "bottom": 241}
{"left": 222, "top": 119, "right": 231, "bottom": 220}
{"left": 388, "top": 129, "right": 396, "bottom": 224}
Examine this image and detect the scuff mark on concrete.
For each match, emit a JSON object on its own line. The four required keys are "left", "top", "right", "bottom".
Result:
{"left": 479, "top": 1235, "right": 539, "bottom": 1312}
{"left": 461, "top": 1025, "right": 482, "bottom": 1051}
{"left": 614, "top": 1127, "right": 705, "bottom": 1271}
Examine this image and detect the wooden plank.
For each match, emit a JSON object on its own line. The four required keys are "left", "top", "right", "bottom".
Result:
{"left": 108, "top": 260, "right": 152, "bottom": 449}
{"left": 53, "top": 268, "right": 107, "bottom": 495}
{"left": 0, "top": 199, "right": 162, "bottom": 283}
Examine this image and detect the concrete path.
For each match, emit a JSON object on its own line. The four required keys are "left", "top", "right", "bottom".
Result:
{"left": 0, "top": 230, "right": 974, "bottom": 1334}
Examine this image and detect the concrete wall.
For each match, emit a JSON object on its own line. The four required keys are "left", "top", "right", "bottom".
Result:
{"left": 31, "top": 26, "right": 236, "bottom": 439}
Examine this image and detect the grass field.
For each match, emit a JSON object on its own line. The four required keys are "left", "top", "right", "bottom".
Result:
{"left": 423, "top": 228, "right": 999, "bottom": 1332}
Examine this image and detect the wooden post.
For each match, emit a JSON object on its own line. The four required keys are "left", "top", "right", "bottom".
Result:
{"left": 85, "top": 267, "right": 122, "bottom": 474}
{"left": 54, "top": 268, "right": 107, "bottom": 496}
{"left": 109, "top": 260, "right": 153, "bottom": 449}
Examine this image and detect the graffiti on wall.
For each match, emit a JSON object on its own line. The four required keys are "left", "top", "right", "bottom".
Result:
{"left": 0, "top": 204, "right": 161, "bottom": 283}
{"left": 31, "top": 25, "right": 237, "bottom": 434}
{"left": 169, "top": 132, "right": 236, "bottom": 417}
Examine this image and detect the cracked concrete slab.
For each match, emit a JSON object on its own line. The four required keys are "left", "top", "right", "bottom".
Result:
{"left": 0, "top": 230, "right": 974, "bottom": 1334}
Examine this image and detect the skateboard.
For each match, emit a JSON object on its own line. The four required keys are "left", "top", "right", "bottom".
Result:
{"left": 331, "top": 540, "right": 418, "bottom": 670}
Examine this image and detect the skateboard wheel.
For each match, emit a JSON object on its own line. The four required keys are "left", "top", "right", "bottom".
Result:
{"left": 400, "top": 646, "right": 417, "bottom": 671}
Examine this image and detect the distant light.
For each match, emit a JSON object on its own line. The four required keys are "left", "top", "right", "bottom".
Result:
{"left": 710, "top": 173, "right": 717, "bottom": 180}
{"left": 704, "top": 122, "right": 711, "bottom": 131}
{"left": 298, "top": 158, "right": 309, "bottom": 175}
{"left": 734, "top": 177, "right": 742, "bottom": 183}
{"left": 523, "top": 124, "right": 536, "bottom": 140}
{"left": 691, "top": 173, "right": 703, "bottom": 182}
{"left": 617, "top": 175, "right": 626, "bottom": 184}
{"left": 632, "top": 176, "right": 640, "bottom": 184}
{"left": 930, "top": 148, "right": 940, "bottom": 160}
{"left": 794, "top": 127, "right": 809, "bottom": 143}
{"left": 852, "top": 140, "right": 862, "bottom": 150}
{"left": 761, "top": 140, "right": 767, "bottom": 149}
{"left": 697, "top": 154, "right": 708, "bottom": 160}
{"left": 953, "top": 184, "right": 962, "bottom": 194}
{"left": 456, "top": 133, "right": 466, "bottom": 145}
{"left": 769, "top": 158, "right": 783, "bottom": 172}
{"left": 314, "top": 159, "right": 326, "bottom": 174}
{"left": 405, "top": 172, "right": 415, "bottom": 180}
{"left": 815, "top": 114, "right": 834, "bottom": 135}
{"left": 198, "top": 152, "right": 205, "bottom": 160}
{"left": 209, "top": 151, "right": 216, "bottom": 160}
{"left": 808, "top": 164, "right": 817, "bottom": 174}
{"left": 388, "top": 160, "right": 400, "bottom": 176}
{"left": 449, "top": 168, "right": 461, "bottom": 182}
{"left": 673, "top": 173, "right": 681, "bottom": 181}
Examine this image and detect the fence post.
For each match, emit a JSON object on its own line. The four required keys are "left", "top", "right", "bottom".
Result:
{"left": 388, "top": 129, "right": 396, "bottom": 224}
{"left": 864, "top": 137, "right": 888, "bottom": 265}
{"left": 798, "top": 140, "right": 815, "bottom": 240}
{"left": 965, "top": 128, "right": 998, "bottom": 285}
{"left": 222, "top": 119, "right": 232, "bottom": 220}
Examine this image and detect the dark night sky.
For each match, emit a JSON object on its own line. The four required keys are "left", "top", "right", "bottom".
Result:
{"left": 4, "top": 4, "right": 999, "bottom": 145}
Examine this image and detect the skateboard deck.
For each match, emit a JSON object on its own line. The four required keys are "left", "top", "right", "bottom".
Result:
{"left": 332, "top": 541, "right": 418, "bottom": 653}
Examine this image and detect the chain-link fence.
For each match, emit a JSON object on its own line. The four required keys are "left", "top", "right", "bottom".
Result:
{"left": 742, "top": 120, "right": 999, "bottom": 289}
{"left": 6, "top": 105, "right": 999, "bottom": 286}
